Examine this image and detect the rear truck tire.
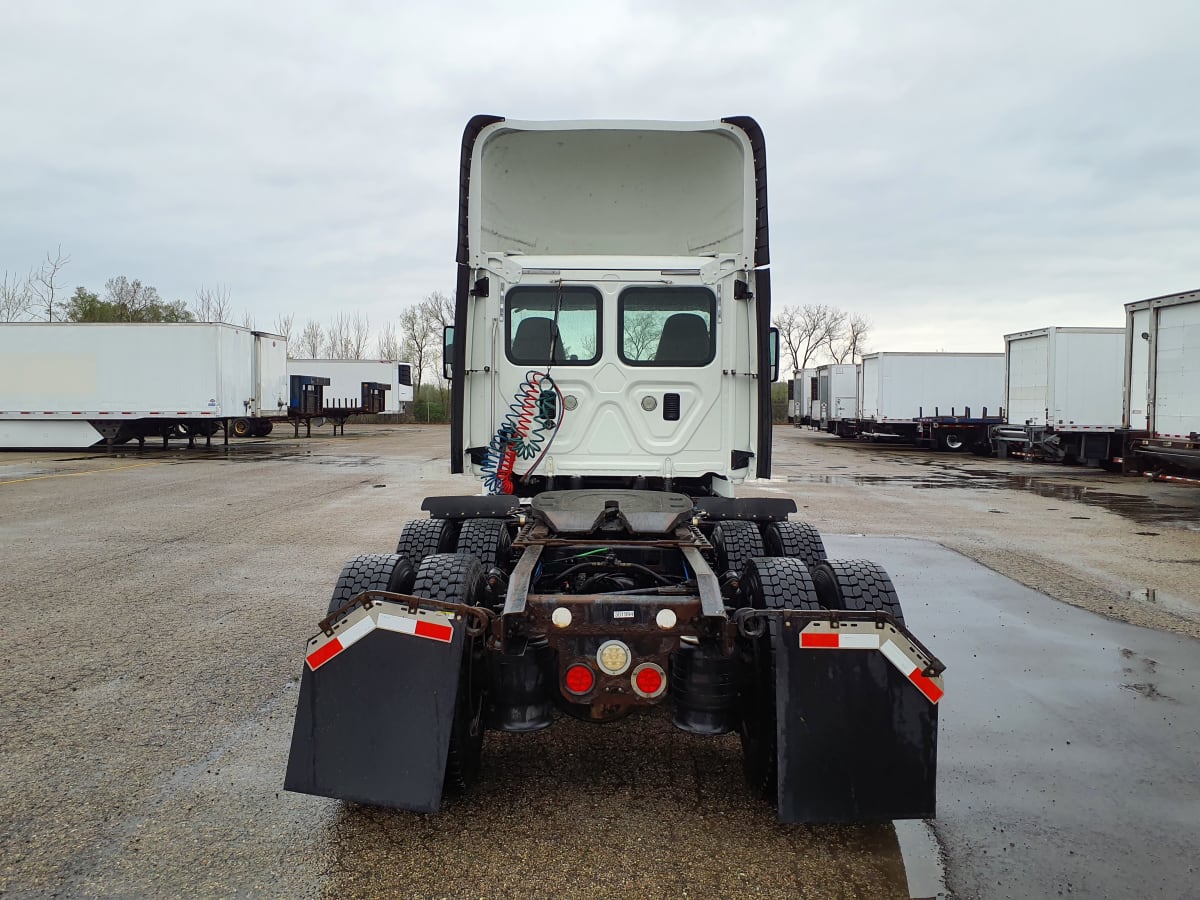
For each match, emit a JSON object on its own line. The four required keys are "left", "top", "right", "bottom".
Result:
{"left": 712, "top": 520, "right": 765, "bottom": 579}
{"left": 810, "top": 559, "right": 905, "bottom": 625}
{"left": 396, "top": 518, "right": 460, "bottom": 565}
{"left": 231, "top": 417, "right": 253, "bottom": 438}
{"left": 252, "top": 420, "right": 273, "bottom": 437}
{"left": 454, "top": 518, "right": 513, "bottom": 570}
{"left": 412, "top": 553, "right": 488, "bottom": 794}
{"left": 325, "top": 553, "right": 417, "bottom": 621}
{"left": 736, "top": 556, "right": 821, "bottom": 802}
{"left": 760, "top": 521, "right": 827, "bottom": 571}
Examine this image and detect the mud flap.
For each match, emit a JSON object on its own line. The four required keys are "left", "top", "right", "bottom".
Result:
{"left": 775, "top": 620, "right": 939, "bottom": 823}
{"left": 284, "top": 608, "right": 465, "bottom": 813}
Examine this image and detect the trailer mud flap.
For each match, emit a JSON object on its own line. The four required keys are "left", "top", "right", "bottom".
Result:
{"left": 284, "top": 603, "right": 465, "bottom": 813}
{"left": 775, "top": 620, "right": 940, "bottom": 823}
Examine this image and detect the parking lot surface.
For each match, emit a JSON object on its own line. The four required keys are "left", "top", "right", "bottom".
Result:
{"left": 2, "top": 424, "right": 1197, "bottom": 898}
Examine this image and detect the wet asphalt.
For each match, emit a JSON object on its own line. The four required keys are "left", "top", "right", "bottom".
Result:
{"left": 824, "top": 535, "right": 1200, "bottom": 899}
{"left": 1, "top": 425, "right": 1198, "bottom": 898}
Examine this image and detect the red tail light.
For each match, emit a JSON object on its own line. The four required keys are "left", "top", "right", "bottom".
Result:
{"left": 564, "top": 663, "right": 595, "bottom": 695}
{"left": 631, "top": 663, "right": 666, "bottom": 698}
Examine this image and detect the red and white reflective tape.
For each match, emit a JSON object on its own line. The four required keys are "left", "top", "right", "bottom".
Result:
{"left": 799, "top": 622, "right": 944, "bottom": 704}
{"left": 305, "top": 600, "right": 456, "bottom": 671}
{"left": 1143, "top": 472, "right": 1200, "bottom": 486}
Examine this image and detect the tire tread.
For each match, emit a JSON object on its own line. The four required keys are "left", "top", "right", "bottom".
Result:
{"left": 396, "top": 518, "right": 459, "bottom": 564}
{"left": 713, "top": 520, "right": 766, "bottom": 575}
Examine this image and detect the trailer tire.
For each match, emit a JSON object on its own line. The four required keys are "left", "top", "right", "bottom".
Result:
{"left": 396, "top": 518, "right": 460, "bottom": 565}
{"left": 761, "top": 521, "right": 827, "bottom": 571}
{"left": 811, "top": 559, "right": 905, "bottom": 626}
{"left": 231, "top": 417, "right": 253, "bottom": 438}
{"left": 412, "top": 553, "right": 487, "bottom": 795}
{"left": 252, "top": 420, "right": 273, "bottom": 437}
{"left": 712, "top": 520, "right": 765, "bottom": 577}
{"left": 325, "top": 552, "right": 417, "bottom": 619}
{"left": 937, "top": 431, "right": 965, "bottom": 452}
{"left": 738, "top": 557, "right": 821, "bottom": 801}
{"left": 455, "top": 519, "right": 513, "bottom": 570}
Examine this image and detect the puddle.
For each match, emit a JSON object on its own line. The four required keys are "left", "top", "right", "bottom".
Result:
{"left": 893, "top": 818, "right": 948, "bottom": 899}
{"left": 784, "top": 471, "right": 1200, "bottom": 530}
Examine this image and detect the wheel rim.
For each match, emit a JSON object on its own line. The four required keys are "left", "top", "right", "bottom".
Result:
{"left": 944, "top": 433, "right": 964, "bottom": 450}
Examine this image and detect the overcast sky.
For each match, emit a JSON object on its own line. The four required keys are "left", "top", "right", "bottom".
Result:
{"left": 2, "top": 1, "right": 1196, "bottom": 353}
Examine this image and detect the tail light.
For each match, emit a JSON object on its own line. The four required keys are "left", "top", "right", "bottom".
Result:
{"left": 564, "top": 663, "right": 595, "bottom": 695}
{"left": 631, "top": 662, "right": 667, "bottom": 699}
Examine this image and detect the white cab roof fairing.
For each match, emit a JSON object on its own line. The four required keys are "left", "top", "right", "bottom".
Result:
{"left": 465, "top": 119, "right": 763, "bottom": 267}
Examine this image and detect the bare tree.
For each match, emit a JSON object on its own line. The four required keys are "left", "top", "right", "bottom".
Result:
{"left": 297, "top": 320, "right": 324, "bottom": 358}
{"left": 420, "top": 290, "right": 454, "bottom": 329}
{"left": 0, "top": 270, "right": 34, "bottom": 322}
{"left": 33, "top": 246, "right": 70, "bottom": 321}
{"left": 274, "top": 312, "right": 295, "bottom": 345}
{"left": 325, "top": 313, "right": 349, "bottom": 358}
{"left": 376, "top": 320, "right": 402, "bottom": 360}
{"left": 774, "top": 303, "right": 846, "bottom": 375}
{"left": 321, "top": 312, "right": 363, "bottom": 358}
{"left": 347, "top": 311, "right": 371, "bottom": 359}
{"left": 240, "top": 309, "right": 256, "bottom": 330}
{"left": 827, "top": 314, "right": 872, "bottom": 364}
{"left": 622, "top": 312, "right": 659, "bottom": 360}
{"left": 194, "top": 284, "right": 232, "bottom": 322}
{"left": 419, "top": 291, "right": 454, "bottom": 402}
{"left": 399, "top": 302, "right": 436, "bottom": 400}
{"left": 105, "top": 276, "right": 162, "bottom": 320}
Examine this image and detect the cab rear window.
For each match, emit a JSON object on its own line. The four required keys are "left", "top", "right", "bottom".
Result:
{"left": 506, "top": 286, "right": 601, "bottom": 366}
{"left": 619, "top": 287, "right": 716, "bottom": 366}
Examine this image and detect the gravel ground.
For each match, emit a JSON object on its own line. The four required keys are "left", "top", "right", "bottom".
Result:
{"left": 1, "top": 423, "right": 1195, "bottom": 898}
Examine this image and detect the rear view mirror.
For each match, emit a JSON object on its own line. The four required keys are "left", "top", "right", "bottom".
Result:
{"left": 442, "top": 326, "right": 455, "bottom": 381}
{"left": 769, "top": 327, "right": 780, "bottom": 382}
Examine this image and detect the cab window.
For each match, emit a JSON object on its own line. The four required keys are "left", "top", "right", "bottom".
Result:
{"left": 619, "top": 287, "right": 716, "bottom": 366}
{"left": 506, "top": 286, "right": 601, "bottom": 365}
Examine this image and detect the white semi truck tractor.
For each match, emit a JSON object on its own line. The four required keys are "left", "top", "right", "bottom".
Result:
{"left": 285, "top": 117, "right": 943, "bottom": 823}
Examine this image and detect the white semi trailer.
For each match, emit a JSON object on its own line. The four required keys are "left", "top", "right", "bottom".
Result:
{"left": 855, "top": 352, "right": 1004, "bottom": 451}
{"left": 787, "top": 367, "right": 818, "bottom": 426}
{"left": 285, "top": 359, "right": 415, "bottom": 414}
{"left": 991, "top": 326, "right": 1125, "bottom": 465}
{"left": 0, "top": 323, "right": 287, "bottom": 449}
{"left": 817, "top": 363, "right": 859, "bottom": 435}
{"left": 1123, "top": 288, "right": 1200, "bottom": 476}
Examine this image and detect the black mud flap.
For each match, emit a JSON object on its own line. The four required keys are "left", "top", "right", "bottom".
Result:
{"left": 775, "top": 620, "right": 939, "bottom": 823}
{"left": 284, "top": 607, "right": 465, "bottom": 813}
